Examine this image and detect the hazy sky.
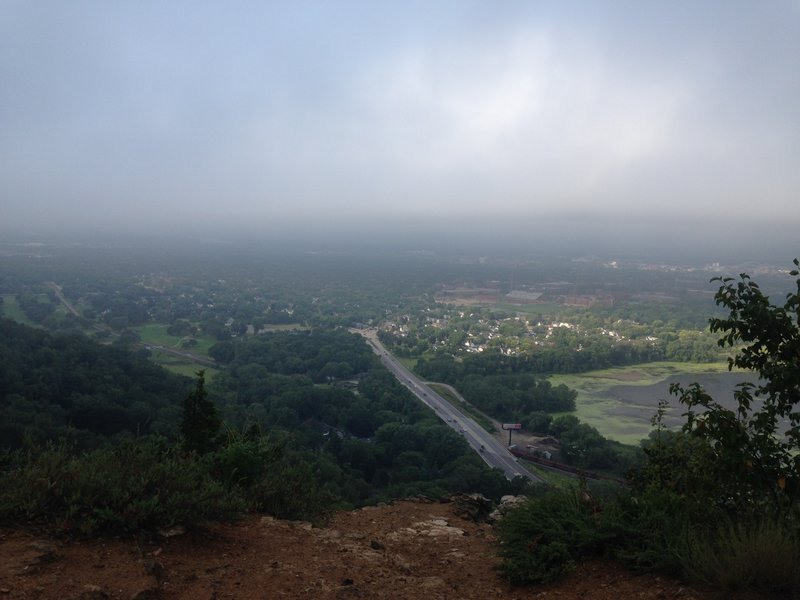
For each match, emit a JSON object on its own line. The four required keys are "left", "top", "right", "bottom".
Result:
{"left": 1, "top": 1, "right": 799, "bottom": 254}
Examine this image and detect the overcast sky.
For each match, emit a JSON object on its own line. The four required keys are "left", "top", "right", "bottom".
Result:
{"left": 1, "top": 1, "right": 798, "bottom": 255}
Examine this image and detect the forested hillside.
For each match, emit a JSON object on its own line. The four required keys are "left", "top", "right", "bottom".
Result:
{"left": 0, "top": 318, "right": 188, "bottom": 448}
{"left": 208, "top": 329, "right": 519, "bottom": 505}
{"left": 0, "top": 319, "right": 519, "bottom": 536}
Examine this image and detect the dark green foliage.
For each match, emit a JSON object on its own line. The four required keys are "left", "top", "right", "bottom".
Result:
{"left": 0, "top": 318, "right": 188, "bottom": 448}
{"left": 497, "top": 486, "right": 605, "bottom": 584}
{"left": 497, "top": 483, "right": 695, "bottom": 584}
{"left": 540, "top": 415, "right": 634, "bottom": 474}
{"left": 167, "top": 319, "right": 196, "bottom": 337}
{"left": 524, "top": 411, "right": 552, "bottom": 434}
{"left": 17, "top": 292, "right": 56, "bottom": 324}
{"left": 630, "top": 428, "right": 721, "bottom": 522}
{"left": 211, "top": 329, "right": 519, "bottom": 504}
{"left": 208, "top": 340, "right": 236, "bottom": 363}
{"left": 223, "top": 329, "right": 374, "bottom": 382}
{"left": 626, "top": 262, "right": 800, "bottom": 591}
{"left": 597, "top": 486, "right": 689, "bottom": 574}
{"left": 672, "top": 260, "right": 800, "bottom": 516}
{"left": 415, "top": 353, "right": 577, "bottom": 420}
{"left": 500, "top": 261, "right": 800, "bottom": 594}
{"left": 0, "top": 432, "right": 342, "bottom": 536}
{"left": 181, "top": 370, "right": 221, "bottom": 454}
{"left": 209, "top": 432, "right": 336, "bottom": 522}
{"left": 679, "top": 517, "right": 800, "bottom": 595}
{"left": 0, "top": 438, "right": 244, "bottom": 536}
{"left": 558, "top": 422, "right": 618, "bottom": 469}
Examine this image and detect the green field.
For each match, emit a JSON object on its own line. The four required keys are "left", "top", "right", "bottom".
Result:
{"left": 134, "top": 323, "right": 218, "bottom": 356}
{"left": 487, "top": 302, "right": 572, "bottom": 317}
{"left": 155, "top": 358, "right": 218, "bottom": 381}
{"left": 134, "top": 323, "right": 222, "bottom": 377}
{"left": 549, "top": 362, "right": 750, "bottom": 445}
{"left": 1, "top": 294, "right": 38, "bottom": 326}
{"left": 398, "top": 356, "right": 418, "bottom": 371}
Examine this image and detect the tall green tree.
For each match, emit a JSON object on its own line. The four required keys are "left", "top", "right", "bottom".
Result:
{"left": 670, "top": 258, "right": 800, "bottom": 514}
{"left": 182, "top": 370, "right": 221, "bottom": 454}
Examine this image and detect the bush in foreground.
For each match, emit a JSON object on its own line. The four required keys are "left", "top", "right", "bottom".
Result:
{"left": 0, "top": 437, "right": 243, "bottom": 536}
{"left": 499, "top": 261, "right": 800, "bottom": 595}
{"left": 679, "top": 516, "right": 800, "bottom": 595}
{"left": 0, "top": 429, "right": 341, "bottom": 537}
{"left": 496, "top": 486, "right": 606, "bottom": 584}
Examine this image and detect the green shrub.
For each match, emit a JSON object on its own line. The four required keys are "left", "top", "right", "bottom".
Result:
{"left": 0, "top": 438, "right": 244, "bottom": 536}
{"left": 209, "top": 433, "right": 335, "bottom": 523}
{"left": 497, "top": 486, "right": 607, "bottom": 584}
{"left": 679, "top": 517, "right": 800, "bottom": 595}
{"left": 598, "top": 486, "right": 689, "bottom": 574}
{"left": 246, "top": 456, "right": 335, "bottom": 522}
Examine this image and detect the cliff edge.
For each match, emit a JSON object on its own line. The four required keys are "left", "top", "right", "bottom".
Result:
{"left": 0, "top": 499, "right": 718, "bottom": 599}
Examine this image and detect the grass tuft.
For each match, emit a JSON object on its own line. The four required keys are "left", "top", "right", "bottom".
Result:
{"left": 679, "top": 517, "right": 800, "bottom": 595}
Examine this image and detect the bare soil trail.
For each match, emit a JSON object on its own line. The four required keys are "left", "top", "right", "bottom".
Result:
{"left": 0, "top": 500, "right": 732, "bottom": 600}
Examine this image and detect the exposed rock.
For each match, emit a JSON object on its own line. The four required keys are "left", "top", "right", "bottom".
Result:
{"left": 387, "top": 518, "right": 465, "bottom": 541}
{"left": 488, "top": 494, "right": 528, "bottom": 523}
{"left": 405, "top": 495, "right": 434, "bottom": 503}
{"left": 452, "top": 492, "right": 493, "bottom": 522}
{"left": 157, "top": 525, "right": 186, "bottom": 538}
{"left": 0, "top": 499, "right": 720, "bottom": 600}
{"left": 79, "top": 584, "right": 109, "bottom": 599}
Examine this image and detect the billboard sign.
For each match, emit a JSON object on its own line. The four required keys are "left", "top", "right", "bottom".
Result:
{"left": 502, "top": 423, "right": 522, "bottom": 430}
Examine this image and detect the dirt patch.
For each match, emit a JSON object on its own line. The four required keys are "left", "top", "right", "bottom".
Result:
{"left": 0, "top": 499, "right": 736, "bottom": 600}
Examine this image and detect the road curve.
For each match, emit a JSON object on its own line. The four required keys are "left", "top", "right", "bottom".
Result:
{"left": 354, "top": 329, "right": 544, "bottom": 483}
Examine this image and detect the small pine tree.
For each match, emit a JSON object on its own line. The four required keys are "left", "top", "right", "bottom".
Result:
{"left": 181, "top": 370, "right": 221, "bottom": 454}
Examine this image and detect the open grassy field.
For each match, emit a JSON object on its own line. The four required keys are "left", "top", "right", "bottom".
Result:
{"left": 144, "top": 347, "right": 219, "bottom": 381}
{"left": 134, "top": 323, "right": 218, "bottom": 356}
{"left": 1, "top": 294, "right": 37, "bottom": 326}
{"left": 398, "top": 356, "right": 418, "bottom": 371}
{"left": 134, "top": 323, "right": 222, "bottom": 378}
{"left": 549, "top": 361, "right": 753, "bottom": 445}
{"left": 485, "top": 302, "right": 571, "bottom": 317}
{"left": 160, "top": 361, "right": 218, "bottom": 381}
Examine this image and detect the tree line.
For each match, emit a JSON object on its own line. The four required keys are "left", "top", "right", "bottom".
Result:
{"left": 0, "top": 321, "right": 523, "bottom": 536}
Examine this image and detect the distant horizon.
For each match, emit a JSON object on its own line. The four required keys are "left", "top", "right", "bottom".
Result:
{"left": 2, "top": 2, "right": 799, "bottom": 256}
{"left": 1, "top": 216, "right": 796, "bottom": 266}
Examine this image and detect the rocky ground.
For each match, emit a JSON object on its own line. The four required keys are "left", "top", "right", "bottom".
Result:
{"left": 0, "top": 498, "right": 735, "bottom": 600}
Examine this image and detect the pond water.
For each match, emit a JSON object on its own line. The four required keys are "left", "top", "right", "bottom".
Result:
{"left": 605, "top": 371, "right": 758, "bottom": 430}
{"left": 571, "top": 368, "right": 782, "bottom": 444}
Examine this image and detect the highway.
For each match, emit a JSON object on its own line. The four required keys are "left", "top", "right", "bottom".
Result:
{"left": 356, "top": 329, "right": 544, "bottom": 483}
{"left": 46, "top": 282, "right": 81, "bottom": 317}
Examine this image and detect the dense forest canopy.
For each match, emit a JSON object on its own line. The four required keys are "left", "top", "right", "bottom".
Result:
{"left": 0, "top": 318, "right": 187, "bottom": 448}
{"left": 0, "top": 317, "right": 520, "bottom": 529}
